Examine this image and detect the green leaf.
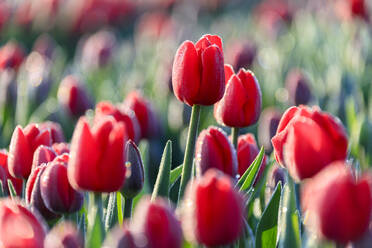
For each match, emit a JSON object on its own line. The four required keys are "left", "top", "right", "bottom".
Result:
{"left": 7, "top": 179, "right": 17, "bottom": 198}
{"left": 117, "top": 192, "right": 123, "bottom": 226}
{"left": 104, "top": 192, "right": 116, "bottom": 231}
{"left": 169, "top": 164, "right": 183, "bottom": 188}
{"left": 86, "top": 210, "right": 104, "bottom": 248}
{"left": 239, "top": 147, "right": 265, "bottom": 192}
{"left": 0, "top": 181, "right": 4, "bottom": 198}
{"left": 151, "top": 140, "right": 172, "bottom": 200}
{"left": 255, "top": 183, "right": 282, "bottom": 248}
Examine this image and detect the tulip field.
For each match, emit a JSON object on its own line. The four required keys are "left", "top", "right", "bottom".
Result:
{"left": 1, "top": 0, "right": 372, "bottom": 247}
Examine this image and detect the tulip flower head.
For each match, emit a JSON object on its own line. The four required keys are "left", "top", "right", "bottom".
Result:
{"left": 44, "top": 221, "right": 84, "bottom": 248}
{"left": 103, "top": 225, "right": 136, "bottom": 248}
{"left": 0, "top": 150, "right": 23, "bottom": 196}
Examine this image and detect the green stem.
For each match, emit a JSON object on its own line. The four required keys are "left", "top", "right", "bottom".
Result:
{"left": 231, "top": 127, "right": 239, "bottom": 149}
{"left": 104, "top": 192, "right": 116, "bottom": 232}
{"left": 178, "top": 104, "right": 201, "bottom": 202}
{"left": 124, "top": 198, "right": 133, "bottom": 219}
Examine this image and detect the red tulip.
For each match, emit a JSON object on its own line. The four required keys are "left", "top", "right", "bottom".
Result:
{"left": 44, "top": 221, "right": 83, "bottom": 248}
{"left": 257, "top": 108, "right": 281, "bottom": 153}
{"left": 0, "top": 42, "right": 25, "bottom": 71}
{"left": 237, "top": 133, "right": 267, "bottom": 182}
{"left": 31, "top": 145, "right": 57, "bottom": 171}
{"left": 214, "top": 64, "right": 261, "bottom": 127}
{"left": 95, "top": 101, "right": 141, "bottom": 143}
{"left": 285, "top": 69, "right": 312, "bottom": 106}
{"left": 302, "top": 162, "right": 372, "bottom": 243}
{"left": 124, "top": 91, "right": 161, "bottom": 139}
{"left": 8, "top": 124, "right": 53, "bottom": 179}
{"left": 182, "top": 169, "right": 244, "bottom": 246}
{"left": 172, "top": 34, "right": 225, "bottom": 106}
{"left": 136, "top": 11, "right": 174, "bottom": 39}
{"left": 271, "top": 105, "right": 348, "bottom": 181}
{"left": 349, "top": 0, "right": 369, "bottom": 21}
{"left": 0, "top": 198, "right": 47, "bottom": 248}
{"left": 195, "top": 127, "right": 238, "bottom": 177}
{"left": 57, "top": 75, "right": 94, "bottom": 118}
{"left": 52, "top": 142, "right": 70, "bottom": 155}
{"left": 39, "top": 121, "right": 65, "bottom": 143}
{"left": 228, "top": 41, "right": 257, "bottom": 71}
{"left": 103, "top": 225, "right": 136, "bottom": 248}
{"left": 0, "top": 150, "right": 23, "bottom": 196}
{"left": 131, "top": 196, "right": 182, "bottom": 248}
{"left": 68, "top": 117, "right": 127, "bottom": 192}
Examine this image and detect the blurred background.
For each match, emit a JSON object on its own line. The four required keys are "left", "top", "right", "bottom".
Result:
{"left": 0, "top": 0, "right": 371, "bottom": 190}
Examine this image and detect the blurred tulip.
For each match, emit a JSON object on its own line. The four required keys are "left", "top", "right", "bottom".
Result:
{"left": 349, "top": 0, "right": 369, "bottom": 21}
{"left": 0, "top": 198, "right": 47, "bottom": 248}
{"left": 44, "top": 221, "right": 84, "bottom": 248}
{"left": 0, "top": 150, "right": 23, "bottom": 196}
{"left": 0, "top": 2, "right": 10, "bottom": 31}
{"left": 103, "top": 225, "right": 136, "bottom": 248}
{"left": 8, "top": 124, "right": 53, "bottom": 179}
{"left": 302, "top": 162, "right": 372, "bottom": 244}
{"left": 285, "top": 69, "right": 312, "bottom": 106}
{"left": 131, "top": 196, "right": 182, "bottom": 248}
{"left": 214, "top": 64, "right": 262, "bottom": 127}
{"left": 136, "top": 12, "right": 173, "bottom": 39}
{"left": 57, "top": 75, "right": 94, "bottom": 118}
{"left": 41, "top": 155, "right": 83, "bottom": 214}
{"left": 120, "top": 140, "right": 144, "bottom": 199}
{"left": 272, "top": 105, "right": 348, "bottom": 181}
{"left": 0, "top": 69, "right": 17, "bottom": 107}
{"left": 172, "top": 34, "right": 225, "bottom": 106}
{"left": 52, "top": 142, "right": 70, "bottom": 155}
{"left": 195, "top": 126, "right": 238, "bottom": 177}
{"left": 182, "top": 169, "right": 244, "bottom": 246}
{"left": 0, "top": 42, "right": 25, "bottom": 71}
{"left": 257, "top": 108, "right": 281, "bottom": 154}
{"left": 68, "top": 117, "right": 127, "bottom": 192}
{"left": 95, "top": 101, "right": 141, "bottom": 143}
{"left": 40, "top": 121, "right": 65, "bottom": 143}
{"left": 265, "top": 163, "right": 286, "bottom": 203}
{"left": 31, "top": 145, "right": 56, "bottom": 171}
{"left": 124, "top": 91, "right": 161, "bottom": 139}
{"left": 228, "top": 41, "right": 257, "bottom": 71}
{"left": 33, "top": 34, "right": 57, "bottom": 60}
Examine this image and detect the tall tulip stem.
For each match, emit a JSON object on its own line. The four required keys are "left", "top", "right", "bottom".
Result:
{"left": 124, "top": 198, "right": 133, "bottom": 219}
{"left": 178, "top": 104, "right": 201, "bottom": 202}
{"left": 231, "top": 127, "right": 239, "bottom": 149}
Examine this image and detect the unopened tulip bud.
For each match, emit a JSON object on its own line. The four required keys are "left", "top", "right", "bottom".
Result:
{"left": 265, "top": 163, "right": 286, "bottom": 203}
{"left": 44, "top": 221, "right": 84, "bottom": 248}
{"left": 228, "top": 41, "right": 257, "bottom": 71}
{"left": 258, "top": 108, "right": 281, "bottom": 154}
{"left": 39, "top": 121, "right": 65, "bottom": 143}
{"left": 285, "top": 69, "right": 312, "bottom": 106}
{"left": 0, "top": 41, "right": 25, "bottom": 71}
{"left": 103, "top": 225, "right": 136, "bottom": 248}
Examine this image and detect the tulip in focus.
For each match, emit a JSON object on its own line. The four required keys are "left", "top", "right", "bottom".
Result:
{"left": 68, "top": 117, "right": 127, "bottom": 192}
{"left": 0, "top": 198, "right": 47, "bottom": 248}
{"left": 271, "top": 105, "right": 348, "bottom": 181}
{"left": 214, "top": 64, "right": 262, "bottom": 127}
{"left": 182, "top": 169, "right": 244, "bottom": 246}
{"left": 195, "top": 126, "right": 238, "bottom": 177}
{"left": 172, "top": 34, "right": 225, "bottom": 106}
{"left": 44, "top": 221, "right": 84, "bottom": 248}
{"left": 302, "top": 162, "right": 372, "bottom": 244}
{"left": 103, "top": 225, "right": 137, "bottom": 248}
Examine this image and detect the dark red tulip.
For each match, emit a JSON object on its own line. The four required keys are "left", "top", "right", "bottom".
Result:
{"left": 120, "top": 140, "right": 144, "bottom": 199}
{"left": 8, "top": 124, "right": 53, "bottom": 179}
{"left": 172, "top": 34, "right": 225, "bottom": 106}
{"left": 95, "top": 101, "right": 141, "bottom": 143}
{"left": 265, "top": 163, "right": 286, "bottom": 203}
{"left": 195, "top": 126, "right": 238, "bottom": 177}
{"left": 272, "top": 105, "right": 348, "bottom": 181}
{"left": 68, "top": 117, "right": 127, "bottom": 192}
{"left": 285, "top": 69, "right": 312, "bottom": 106}
{"left": 0, "top": 198, "right": 47, "bottom": 248}
{"left": 57, "top": 75, "right": 94, "bottom": 118}
{"left": 237, "top": 134, "right": 267, "bottom": 183}
{"left": 0, "top": 42, "right": 25, "bottom": 71}
{"left": 41, "top": 155, "right": 83, "bottom": 214}
{"left": 349, "top": 0, "right": 369, "bottom": 21}
{"left": 131, "top": 197, "right": 182, "bottom": 248}
{"left": 103, "top": 225, "right": 137, "bottom": 248}
{"left": 257, "top": 108, "right": 281, "bottom": 153}
{"left": 124, "top": 91, "right": 161, "bottom": 139}
{"left": 31, "top": 145, "right": 57, "bottom": 171}
{"left": 52, "top": 142, "right": 70, "bottom": 155}
{"left": 0, "top": 150, "right": 23, "bottom": 196}
{"left": 26, "top": 164, "right": 60, "bottom": 220}
{"left": 214, "top": 64, "right": 262, "bottom": 127}
{"left": 182, "top": 169, "right": 244, "bottom": 246}
{"left": 44, "top": 221, "right": 84, "bottom": 248}
{"left": 228, "top": 41, "right": 257, "bottom": 71}
{"left": 302, "top": 162, "right": 372, "bottom": 244}
{"left": 39, "top": 121, "right": 65, "bottom": 143}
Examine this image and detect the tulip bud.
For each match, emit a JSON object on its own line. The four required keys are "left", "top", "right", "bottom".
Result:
{"left": 41, "top": 155, "right": 83, "bottom": 214}
{"left": 285, "top": 69, "right": 312, "bottom": 106}
{"left": 195, "top": 126, "right": 238, "bottom": 177}
{"left": 39, "top": 121, "right": 65, "bottom": 143}
{"left": 0, "top": 198, "right": 47, "bottom": 248}
{"left": 182, "top": 169, "right": 244, "bottom": 246}
{"left": 237, "top": 133, "right": 267, "bottom": 183}
{"left": 265, "top": 163, "right": 286, "bottom": 203}
{"left": 0, "top": 41, "right": 25, "bottom": 71}
{"left": 228, "top": 41, "right": 257, "bottom": 71}
{"left": 0, "top": 150, "right": 23, "bottom": 196}
{"left": 257, "top": 108, "right": 281, "bottom": 154}
{"left": 32, "top": 145, "right": 57, "bottom": 171}
{"left": 95, "top": 101, "right": 141, "bottom": 143}
{"left": 214, "top": 64, "right": 262, "bottom": 127}
{"left": 172, "top": 34, "right": 225, "bottom": 106}
{"left": 272, "top": 105, "right": 348, "bottom": 181}
{"left": 33, "top": 34, "right": 56, "bottom": 59}
{"left": 26, "top": 164, "right": 60, "bottom": 220}
{"left": 8, "top": 124, "right": 53, "bottom": 179}
{"left": 349, "top": 0, "right": 369, "bottom": 21}
{"left": 68, "top": 117, "right": 127, "bottom": 192}
{"left": 302, "top": 162, "right": 372, "bottom": 243}
{"left": 131, "top": 196, "right": 183, "bottom": 248}
{"left": 123, "top": 91, "right": 161, "bottom": 140}
{"left": 103, "top": 225, "right": 137, "bottom": 248}
{"left": 44, "top": 221, "right": 84, "bottom": 248}
{"left": 121, "top": 140, "right": 144, "bottom": 199}
{"left": 57, "top": 75, "right": 94, "bottom": 118}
